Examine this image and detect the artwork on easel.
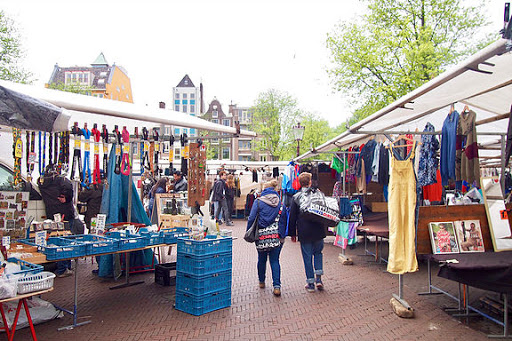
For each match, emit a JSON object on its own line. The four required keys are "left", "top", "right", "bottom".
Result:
{"left": 454, "top": 220, "right": 485, "bottom": 252}
{"left": 481, "top": 177, "right": 512, "bottom": 251}
{"left": 428, "top": 222, "right": 460, "bottom": 254}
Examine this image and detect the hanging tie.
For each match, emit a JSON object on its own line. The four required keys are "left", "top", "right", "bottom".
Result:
{"left": 113, "top": 126, "right": 122, "bottom": 175}
{"left": 153, "top": 128, "right": 160, "bottom": 175}
{"left": 70, "top": 122, "right": 82, "bottom": 181}
{"left": 102, "top": 125, "right": 109, "bottom": 180}
{"left": 141, "top": 127, "right": 150, "bottom": 172}
{"left": 91, "top": 124, "right": 101, "bottom": 184}
{"left": 12, "top": 128, "right": 22, "bottom": 187}
{"left": 120, "top": 126, "right": 131, "bottom": 176}
{"left": 82, "top": 124, "right": 92, "bottom": 186}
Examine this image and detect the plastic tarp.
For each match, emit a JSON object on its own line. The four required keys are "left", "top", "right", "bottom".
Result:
{"left": 297, "top": 39, "right": 512, "bottom": 163}
{"left": 98, "top": 147, "right": 153, "bottom": 278}
{"left": 0, "top": 85, "right": 69, "bottom": 132}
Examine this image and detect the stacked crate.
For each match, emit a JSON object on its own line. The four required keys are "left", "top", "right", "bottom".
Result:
{"left": 175, "top": 236, "right": 232, "bottom": 316}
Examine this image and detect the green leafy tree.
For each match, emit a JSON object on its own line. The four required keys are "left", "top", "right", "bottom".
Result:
{"left": 0, "top": 10, "right": 32, "bottom": 83}
{"left": 250, "top": 89, "right": 301, "bottom": 161}
{"left": 326, "top": 0, "right": 493, "bottom": 121}
{"left": 47, "top": 81, "right": 93, "bottom": 95}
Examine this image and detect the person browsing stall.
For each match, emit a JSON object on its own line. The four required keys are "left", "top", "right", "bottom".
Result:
{"left": 288, "top": 172, "right": 326, "bottom": 292}
{"left": 246, "top": 179, "right": 288, "bottom": 296}
{"left": 172, "top": 171, "right": 188, "bottom": 192}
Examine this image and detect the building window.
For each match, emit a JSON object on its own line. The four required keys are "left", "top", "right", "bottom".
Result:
{"left": 238, "top": 141, "right": 251, "bottom": 149}
{"left": 260, "top": 155, "right": 267, "bottom": 162}
{"left": 212, "top": 148, "right": 219, "bottom": 160}
{"left": 190, "top": 105, "right": 195, "bottom": 113}
{"left": 175, "top": 93, "right": 179, "bottom": 99}
{"left": 190, "top": 93, "right": 195, "bottom": 99}
{"left": 64, "top": 71, "right": 91, "bottom": 86}
{"left": 174, "top": 128, "right": 180, "bottom": 135}
{"left": 174, "top": 148, "right": 181, "bottom": 160}
{"left": 183, "top": 93, "right": 187, "bottom": 99}
{"left": 190, "top": 128, "right": 196, "bottom": 135}
{"left": 182, "top": 105, "right": 187, "bottom": 113}
{"left": 175, "top": 105, "right": 179, "bottom": 111}
{"left": 212, "top": 119, "right": 218, "bottom": 124}
{"left": 222, "top": 147, "right": 230, "bottom": 160}
{"left": 212, "top": 110, "right": 218, "bottom": 118}
{"left": 165, "top": 127, "right": 171, "bottom": 135}
{"left": 223, "top": 119, "right": 230, "bottom": 126}
{"left": 182, "top": 100, "right": 188, "bottom": 104}
{"left": 212, "top": 138, "right": 219, "bottom": 144}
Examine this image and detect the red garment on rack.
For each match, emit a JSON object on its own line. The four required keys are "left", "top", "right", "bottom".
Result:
{"left": 423, "top": 169, "right": 442, "bottom": 203}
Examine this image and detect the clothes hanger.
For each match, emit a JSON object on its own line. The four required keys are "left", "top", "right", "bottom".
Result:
{"left": 449, "top": 103, "right": 455, "bottom": 114}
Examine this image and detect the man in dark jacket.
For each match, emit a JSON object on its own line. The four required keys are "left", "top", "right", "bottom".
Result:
{"left": 38, "top": 169, "right": 76, "bottom": 277}
{"left": 288, "top": 172, "right": 326, "bottom": 292}
{"left": 172, "top": 171, "right": 188, "bottom": 192}
{"left": 211, "top": 171, "right": 233, "bottom": 226}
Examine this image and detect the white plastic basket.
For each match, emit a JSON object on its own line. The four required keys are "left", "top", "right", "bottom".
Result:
{"left": 17, "top": 271, "right": 55, "bottom": 294}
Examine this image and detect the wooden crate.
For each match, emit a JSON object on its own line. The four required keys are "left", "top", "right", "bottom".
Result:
{"left": 160, "top": 214, "right": 190, "bottom": 229}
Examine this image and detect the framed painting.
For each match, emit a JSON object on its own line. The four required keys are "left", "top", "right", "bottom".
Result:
{"left": 454, "top": 220, "right": 485, "bottom": 252}
{"left": 428, "top": 221, "right": 460, "bottom": 254}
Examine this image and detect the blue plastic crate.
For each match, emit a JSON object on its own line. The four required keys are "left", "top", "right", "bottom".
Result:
{"left": 107, "top": 231, "right": 148, "bottom": 251}
{"left": 176, "top": 270, "right": 232, "bottom": 296}
{"left": 177, "top": 236, "right": 232, "bottom": 256}
{"left": 20, "top": 237, "right": 87, "bottom": 260}
{"left": 161, "top": 227, "right": 190, "bottom": 244}
{"left": 176, "top": 252, "right": 232, "bottom": 276}
{"left": 6, "top": 257, "right": 43, "bottom": 276}
{"left": 61, "top": 234, "right": 117, "bottom": 255}
{"left": 140, "top": 231, "right": 164, "bottom": 246}
{"left": 175, "top": 289, "right": 231, "bottom": 316}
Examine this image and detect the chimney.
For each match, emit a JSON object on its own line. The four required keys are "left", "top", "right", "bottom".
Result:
{"left": 159, "top": 102, "right": 166, "bottom": 109}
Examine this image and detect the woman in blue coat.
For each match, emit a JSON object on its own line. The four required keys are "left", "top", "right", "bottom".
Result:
{"left": 246, "top": 180, "right": 288, "bottom": 296}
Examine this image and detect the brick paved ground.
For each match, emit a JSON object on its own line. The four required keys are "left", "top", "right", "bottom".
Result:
{"left": 9, "top": 220, "right": 502, "bottom": 341}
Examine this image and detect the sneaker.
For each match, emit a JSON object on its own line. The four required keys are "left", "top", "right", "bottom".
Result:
{"left": 305, "top": 283, "right": 315, "bottom": 293}
{"left": 273, "top": 287, "right": 281, "bottom": 296}
{"left": 57, "top": 269, "right": 73, "bottom": 278}
{"left": 259, "top": 282, "right": 265, "bottom": 288}
{"left": 226, "top": 221, "right": 234, "bottom": 226}
{"left": 316, "top": 281, "right": 324, "bottom": 291}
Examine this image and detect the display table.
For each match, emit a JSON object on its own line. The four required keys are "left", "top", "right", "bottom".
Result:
{"left": 0, "top": 287, "right": 53, "bottom": 341}
{"left": 422, "top": 252, "right": 512, "bottom": 338}
{"left": 357, "top": 212, "right": 388, "bottom": 263}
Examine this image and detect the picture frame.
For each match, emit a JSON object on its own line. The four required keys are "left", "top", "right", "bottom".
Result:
{"left": 428, "top": 221, "right": 460, "bottom": 254}
{"left": 454, "top": 220, "right": 485, "bottom": 252}
{"left": 481, "top": 177, "right": 512, "bottom": 251}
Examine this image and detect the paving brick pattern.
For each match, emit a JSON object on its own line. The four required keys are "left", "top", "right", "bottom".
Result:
{"left": 9, "top": 220, "right": 498, "bottom": 340}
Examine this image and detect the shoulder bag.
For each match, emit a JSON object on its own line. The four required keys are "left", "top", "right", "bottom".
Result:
{"left": 255, "top": 204, "right": 283, "bottom": 252}
{"left": 243, "top": 200, "right": 259, "bottom": 243}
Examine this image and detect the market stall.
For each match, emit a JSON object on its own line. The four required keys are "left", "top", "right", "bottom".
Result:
{"left": 295, "top": 38, "right": 512, "bottom": 330}
{"left": 0, "top": 80, "right": 252, "bottom": 331}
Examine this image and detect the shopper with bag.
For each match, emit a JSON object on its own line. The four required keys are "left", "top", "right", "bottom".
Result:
{"left": 246, "top": 180, "right": 288, "bottom": 296}
{"left": 288, "top": 172, "right": 326, "bottom": 292}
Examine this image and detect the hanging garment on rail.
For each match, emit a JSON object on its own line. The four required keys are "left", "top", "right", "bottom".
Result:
{"left": 440, "top": 110, "right": 459, "bottom": 186}
{"left": 387, "top": 142, "right": 419, "bottom": 275}
{"left": 417, "top": 122, "right": 439, "bottom": 187}
{"left": 456, "top": 109, "right": 480, "bottom": 188}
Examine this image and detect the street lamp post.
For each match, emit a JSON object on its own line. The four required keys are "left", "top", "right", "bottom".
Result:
{"left": 292, "top": 122, "right": 305, "bottom": 157}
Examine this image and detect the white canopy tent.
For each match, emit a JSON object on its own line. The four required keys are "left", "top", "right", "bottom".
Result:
{"left": 297, "top": 39, "right": 512, "bottom": 168}
{"left": 0, "top": 80, "right": 256, "bottom": 137}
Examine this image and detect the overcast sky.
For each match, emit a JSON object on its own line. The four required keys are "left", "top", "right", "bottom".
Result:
{"left": 1, "top": 0, "right": 507, "bottom": 128}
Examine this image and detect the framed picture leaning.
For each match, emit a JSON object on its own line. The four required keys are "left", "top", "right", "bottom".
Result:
{"left": 429, "top": 221, "right": 460, "bottom": 254}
